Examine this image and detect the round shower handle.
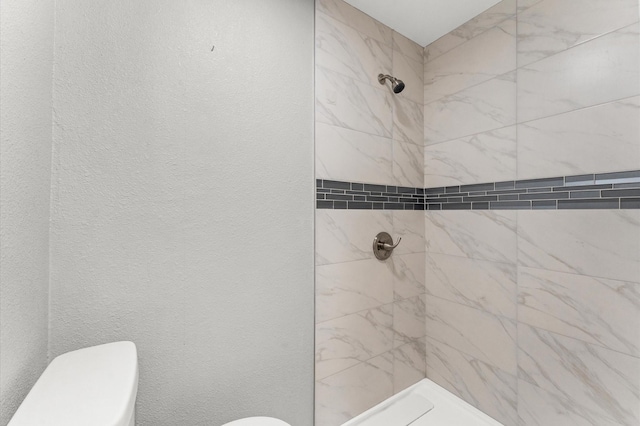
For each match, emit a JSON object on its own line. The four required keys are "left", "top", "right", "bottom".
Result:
{"left": 373, "top": 232, "right": 402, "bottom": 260}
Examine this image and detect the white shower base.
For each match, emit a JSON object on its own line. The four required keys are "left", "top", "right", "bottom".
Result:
{"left": 342, "top": 379, "right": 504, "bottom": 426}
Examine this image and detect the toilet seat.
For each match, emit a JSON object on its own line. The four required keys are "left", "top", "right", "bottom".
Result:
{"left": 222, "top": 417, "right": 291, "bottom": 426}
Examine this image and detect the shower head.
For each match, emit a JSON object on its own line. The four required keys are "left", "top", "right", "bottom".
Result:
{"left": 378, "top": 74, "right": 405, "bottom": 94}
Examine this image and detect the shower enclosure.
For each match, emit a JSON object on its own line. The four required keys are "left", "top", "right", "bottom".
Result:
{"left": 314, "top": 0, "right": 640, "bottom": 425}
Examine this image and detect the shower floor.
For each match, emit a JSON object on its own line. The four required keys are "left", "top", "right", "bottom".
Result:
{"left": 342, "top": 379, "right": 504, "bottom": 426}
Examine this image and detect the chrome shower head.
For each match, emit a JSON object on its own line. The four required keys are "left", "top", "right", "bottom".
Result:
{"left": 378, "top": 74, "right": 405, "bottom": 94}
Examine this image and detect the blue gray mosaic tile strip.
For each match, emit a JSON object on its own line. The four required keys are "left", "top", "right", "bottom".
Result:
{"left": 316, "top": 180, "right": 425, "bottom": 210}
{"left": 316, "top": 170, "right": 640, "bottom": 210}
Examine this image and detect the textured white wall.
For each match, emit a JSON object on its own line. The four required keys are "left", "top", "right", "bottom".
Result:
{"left": 48, "top": 1, "right": 315, "bottom": 425}
{"left": 0, "top": 0, "right": 54, "bottom": 424}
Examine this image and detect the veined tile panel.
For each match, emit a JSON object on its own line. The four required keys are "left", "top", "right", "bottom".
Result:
{"left": 424, "top": 72, "right": 516, "bottom": 145}
{"left": 518, "top": 267, "right": 640, "bottom": 357}
{"left": 315, "top": 353, "right": 394, "bottom": 426}
{"left": 316, "top": 209, "right": 392, "bottom": 265}
{"left": 517, "top": 97, "right": 640, "bottom": 179}
{"left": 516, "top": 0, "right": 544, "bottom": 13}
{"left": 425, "top": 296, "right": 517, "bottom": 374}
{"left": 424, "top": 210, "right": 518, "bottom": 264}
{"left": 517, "top": 23, "right": 640, "bottom": 123}
{"left": 393, "top": 294, "right": 426, "bottom": 348}
{"left": 315, "top": 304, "right": 393, "bottom": 380}
{"left": 316, "top": 258, "right": 394, "bottom": 323}
{"left": 425, "top": 253, "right": 517, "bottom": 318}
{"left": 518, "top": 324, "right": 640, "bottom": 425}
{"left": 392, "top": 211, "right": 425, "bottom": 255}
{"left": 316, "top": 0, "right": 392, "bottom": 46}
{"left": 390, "top": 253, "right": 425, "bottom": 301}
{"left": 517, "top": 379, "right": 624, "bottom": 426}
{"left": 392, "top": 31, "right": 423, "bottom": 63}
{"left": 316, "top": 65, "right": 393, "bottom": 138}
{"left": 517, "top": 0, "right": 639, "bottom": 67}
{"left": 517, "top": 210, "right": 640, "bottom": 282}
{"left": 424, "top": 0, "right": 516, "bottom": 63}
{"left": 315, "top": 12, "right": 392, "bottom": 87}
{"left": 392, "top": 140, "right": 423, "bottom": 188}
{"left": 424, "top": 18, "right": 516, "bottom": 105}
{"left": 392, "top": 96, "right": 423, "bottom": 146}
{"left": 316, "top": 122, "right": 394, "bottom": 185}
{"left": 393, "top": 51, "right": 423, "bottom": 105}
{"left": 425, "top": 336, "right": 518, "bottom": 426}
{"left": 392, "top": 339, "right": 427, "bottom": 393}
{"left": 424, "top": 126, "right": 517, "bottom": 187}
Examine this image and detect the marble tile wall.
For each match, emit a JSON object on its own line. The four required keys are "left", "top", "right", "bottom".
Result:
{"left": 314, "top": 1, "right": 426, "bottom": 424}
{"left": 423, "top": 1, "right": 640, "bottom": 425}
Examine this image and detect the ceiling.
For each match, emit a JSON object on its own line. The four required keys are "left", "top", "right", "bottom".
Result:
{"left": 344, "top": 0, "right": 501, "bottom": 47}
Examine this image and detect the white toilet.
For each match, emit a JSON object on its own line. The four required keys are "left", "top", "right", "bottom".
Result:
{"left": 8, "top": 342, "right": 291, "bottom": 426}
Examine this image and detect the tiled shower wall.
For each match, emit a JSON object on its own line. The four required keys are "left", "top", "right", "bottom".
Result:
{"left": 314, "top": 0, "right": 427, "bottom": 424}
{"left": 423, "top": 1, "right": 640, "bottom": 425}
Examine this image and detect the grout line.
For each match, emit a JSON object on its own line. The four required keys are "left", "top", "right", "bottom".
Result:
{"left": 424, "top": 293, "right": 517, "bottom": 324}
{"left": 518, "top": 322, "right": 640, "bottom": 361}
{"left": 422, "top": 331, "right": 517, "bottom": 376}
{"left": 516, "top": 20, "right": 640, "bottom": 71}
{"left": 424, "top": 12, "right": 517, "bottom": 65}
{"left": 423, "top": 69, "right": 516, "bottom": 109}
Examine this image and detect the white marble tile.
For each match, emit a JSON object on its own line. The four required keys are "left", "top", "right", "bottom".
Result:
{"left": 392, "top": 140, "right": 423, "bottom": 188}
{"left": 392, "top": 52, "right": 423, "bottom": 104}
{"left": 518, "top": 267, "right": 640, "bottom": 357}
{"left": 316, "top": 209, "right": 393, "bottom": 265}
{"left": 393, "top": 295, "right": 426, "bottom": 349}
{"left": 517, "top": 0, "right": 639, "bottom": 67}
{"left": 424, "top": 126, "right": 517, "bottom": 187}
{"left": 425, "top": 336, "right": 518, "bottom": 426}
{"left": 390, "top": 252, "right": 425, "bottom": 301}
{"left": 392, "top": 210, "right": 425, "bottom": 255}
{"left": 316, "top": 258, "right": 394, "bottom": 323}
{"left": 316, "top": 12, "right": 392, "bottom": 87}
{"left": 517, "top": 23, "right": 640, "bottom": 123}
{"left": 392, "top": 96, "right": 423, "bottom": 146}
{"left": 517, "top": 97, "right": 640, "bottom": 179}
{"left": 316, "top": 0, "right": 393, "bottom": 46}
{"left": 517, "top": 0, "right": 544, "bottom": 12}
{"left": 316, "top": 304, "right": 394, "bottom": 380}
{"left": 315, "top": 353, "right": 394, "bottom": 426}
{"left": 517, "top": 210, "right": 640, "bottom": 283}
{"left": 424, "top": 210, "right": 518, "bottom": 264}
{"left": 316, "top": 65, "right": 393, "bottom": 138}
{"left": 517, "top": 379, "right": 624, "bottom": 426}
{"left": 424, "top": 18, "right": 516, "bottom": 105}
{"left": 424, "top": 0, "right": 516, "bottom": 63}
{"left": 425, "top": 253, "right": 517, "bottom": 318}
{"left": 425, "top": 296, "right": 517, "bottom": 374}
{"left": 424, "top": 72, "right": 516, "bottom": 145}
{"left": 518, "top": 324, "right": 640, "bottom": 425}
{"left": 316, "top": 122, "right": 394, "bottom": 185}
{"left": 393, "top": 339, "right": 426, "bottom": 394}
{"left": 393, "top": 31, "right": 423, "bottom": 63}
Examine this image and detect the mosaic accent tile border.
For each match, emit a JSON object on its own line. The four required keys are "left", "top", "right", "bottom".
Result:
{"left": 316, "top": 170, "right": 640, "bottom": 210}
{"left": 316, "top": 180, "right": 425, "bottom": 210}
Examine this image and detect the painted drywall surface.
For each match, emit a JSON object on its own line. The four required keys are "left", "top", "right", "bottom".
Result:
{"left": 0, "top": 0, "right": 54, "bottom": 424}
{"left": 48, "top": 1, "right": 315, "bottom": 425}
{"left": 314, "top": 2, "right": 426, "bottom": 424}
{"left": 423, "top": 0, "right": 640, "bottom": 425}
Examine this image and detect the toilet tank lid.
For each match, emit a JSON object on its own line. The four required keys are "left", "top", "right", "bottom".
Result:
{"left": 9, "top": 341, "right": 138, "bottom": 426}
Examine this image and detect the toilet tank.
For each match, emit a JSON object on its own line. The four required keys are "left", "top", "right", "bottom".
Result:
{"left": 8, "top": 341, "right": 138, "bottom": 426}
